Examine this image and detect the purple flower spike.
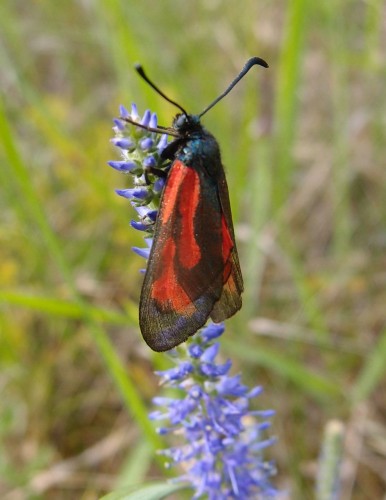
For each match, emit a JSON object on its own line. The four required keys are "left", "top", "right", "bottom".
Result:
{"left": 152, "top": 323, "right": 277, "bottom": 499}
{"left": 109, "top": 104, "right": 169, "bottom": 241}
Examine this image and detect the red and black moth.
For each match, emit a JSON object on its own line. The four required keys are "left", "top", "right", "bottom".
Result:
{"left": 123, "top": 57, "right": 268, "bottom": 352}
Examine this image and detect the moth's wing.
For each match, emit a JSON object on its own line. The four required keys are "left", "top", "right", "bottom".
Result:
{"left": 210, "top": 169, "right": 243, "bottom": 322}
{"left": 139, "top": 160, "right": 225, "bottom": 351}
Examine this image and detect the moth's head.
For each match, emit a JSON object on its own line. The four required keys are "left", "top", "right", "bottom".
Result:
{"left": 173, "top": 114, "right": 202, "bottom": 135}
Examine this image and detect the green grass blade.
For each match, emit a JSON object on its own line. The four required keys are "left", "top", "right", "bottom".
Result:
{"left": 350, "top": 327, "right": 386, "bottom": 404}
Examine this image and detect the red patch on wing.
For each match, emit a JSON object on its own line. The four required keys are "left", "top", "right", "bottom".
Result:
{"left": 150, "top": 221, "right": 195, "bottom": 314}
{"left": 220, "top": 215, "right": 234, "bottom": 281}
{"left": 160, "top": 160, "right": 201, "bottom": 270}
{"left": 178, "top": 167, "right": 201, "bottom": 269}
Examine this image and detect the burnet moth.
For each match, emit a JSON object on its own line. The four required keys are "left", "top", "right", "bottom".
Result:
{"left": 123, "top": 57, "right": 268, "bottom": 352}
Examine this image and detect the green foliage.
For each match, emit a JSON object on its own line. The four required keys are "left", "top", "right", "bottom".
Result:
{"left": 1, "top": 0, "right": 385, "bottom": 498}
{"left": 101, "top": 481, "right": 189, "bottom": 500}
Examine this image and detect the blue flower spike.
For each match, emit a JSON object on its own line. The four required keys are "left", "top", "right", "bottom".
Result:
{"left": 108, "top": 105, "right": 169, "bottom": 234}
{"left": 150, "top": 324, "right": 278, "bottom": 499}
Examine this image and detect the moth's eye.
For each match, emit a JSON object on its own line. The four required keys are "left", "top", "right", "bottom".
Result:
{"left": 174, "top": 114, "right": 186, "bottom": 128}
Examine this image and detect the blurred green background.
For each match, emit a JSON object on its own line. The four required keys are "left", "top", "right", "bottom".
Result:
{"left": 1, "top": 0, "right": 385, "bottom": 498}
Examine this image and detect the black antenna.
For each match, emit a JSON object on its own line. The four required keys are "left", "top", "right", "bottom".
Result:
{"left": 135, "top": 64, "right": 189, "bottom": 118}
{"left": 119, "top": 116, "right": 180, "bottom": 137}
{"left": 198, "top": 57, "right": 268, "bottom": 118}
